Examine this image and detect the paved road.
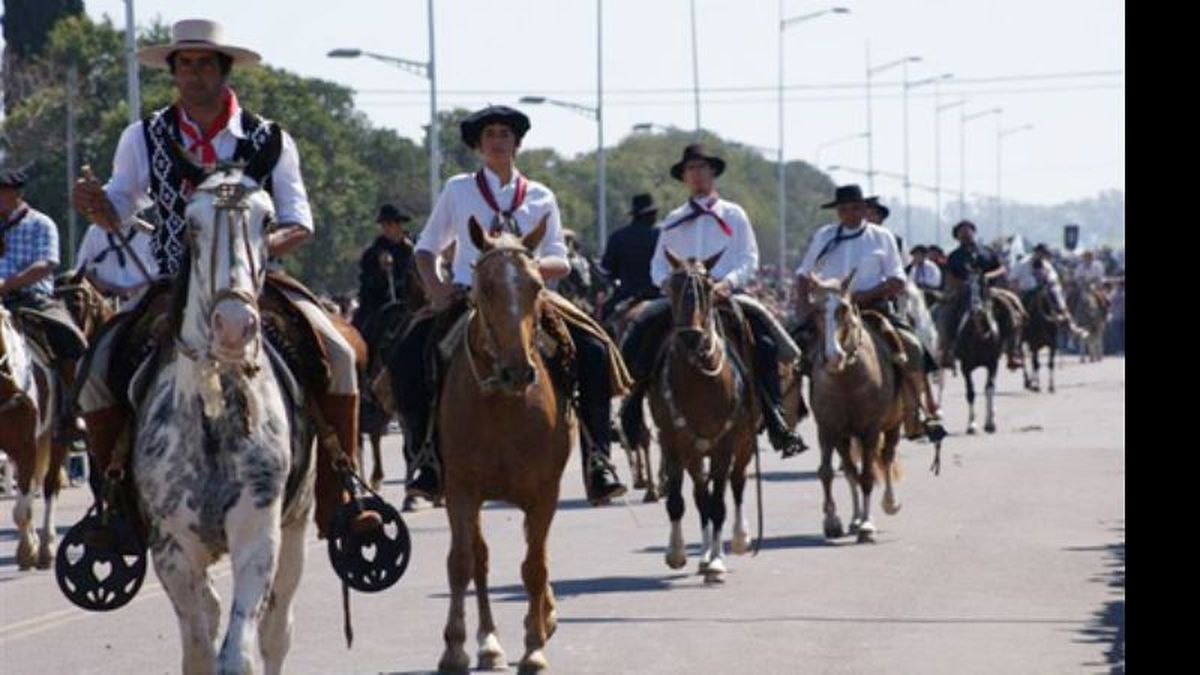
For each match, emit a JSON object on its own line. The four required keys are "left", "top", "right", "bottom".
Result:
{"left": 0, "top": 357, "right": 1125, "bottom": 674}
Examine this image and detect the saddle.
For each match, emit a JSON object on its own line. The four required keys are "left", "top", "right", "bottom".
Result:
{"left": 5, "top": 293, "right": 88, "bottom": 363}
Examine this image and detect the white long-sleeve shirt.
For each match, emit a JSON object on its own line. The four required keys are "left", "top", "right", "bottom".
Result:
{"left": 416, "top": 167, "right": 568, "bottom": 286}
{"left": 74, "top": 224, "right": 159, "bottom": 289}
{"left": 908, "top": 259, "right": 943, "bottom": 290}
{"left": 1009, "top": 255, "right": 1062, "bottom": 292}
{"left": 795, "top": 221, "right": 905, "bottom": 293}
{"left": 103, "top": 103, "right": 313, "bottom": 231}
{"left": 650, "top": 195, "right": 759, "bottom": 289}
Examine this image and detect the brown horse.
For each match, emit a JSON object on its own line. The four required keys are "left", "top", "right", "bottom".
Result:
{"left": 608, "top": 297, "right": 662, "bottom": 501}
{"left": 435, "top": 215, "right": 572, "bottom": 674}
{"left": 1021, "top": 283, "right": 1061, "bottom": 393}
{"left": 806, "top": 272, "right": 904, "bottom": 543}
{"left": 54, "top": 270, "right": 116, "bottom": 342}
{"left": 649, "top": 250, "right": 759, "bottom": 583}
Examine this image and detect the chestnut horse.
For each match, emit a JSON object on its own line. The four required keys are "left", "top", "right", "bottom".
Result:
{"left": 435, "top": 215, "right": 572, "bottom": 674}
{"left": 806, "top": 272, "right": 904, "bottom": 543}
{"left": 649, "top": 250, "right": 759, "bottom": 583}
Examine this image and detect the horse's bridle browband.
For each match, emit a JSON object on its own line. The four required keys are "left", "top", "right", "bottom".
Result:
{"left": 464, "top": 246, "right": 546, "bottom": 392}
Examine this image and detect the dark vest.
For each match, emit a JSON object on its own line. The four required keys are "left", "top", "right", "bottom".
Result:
{"left": 141, "top": 106, "right": 282, "bottom": 277}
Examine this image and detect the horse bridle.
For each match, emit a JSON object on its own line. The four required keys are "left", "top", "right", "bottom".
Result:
{"left": 667, "top": 267, "right": 724, "bottom": 374}
{"left": 814, "top": 291, "right": 863, "bottom": 368}
{"left": 464, "top": 246, "right": 545, "bottom": 392}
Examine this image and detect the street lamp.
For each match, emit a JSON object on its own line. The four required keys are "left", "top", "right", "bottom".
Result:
{"left": 779, "top": 4, "right": 850, "bottom": 276}
{"left": 902, "top": 72, "right": 952, "bottom": 246}
{"left": 865, "top": 53, "right": 921, "bottom": 194}
{"left": 328, "top": 0, "right": 439, "bottom": 208}
{"left": 934, "top": 97, "right": 966, "bottom": 246}
{"left": 521, "top": 95, "right": 607, "bottom": 249}
{"left": 997, "top": 123, "right": 1034, "bottom": 238}
{"left": 632, "top": 122, "right": 672, "bottom": 133}
{"left": 960, "top": 106, "right": 1002, "bottom": 222}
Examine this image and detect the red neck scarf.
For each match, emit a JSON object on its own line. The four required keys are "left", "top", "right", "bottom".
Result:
{"left": 475, "top": 168, "right": 528, "bottom": 235}
{"left": 3, "top": 205, "right": 29, "bottom": 228}
{"left": 175, "top": 88, "right": 238, "bottom": 166}
{"left": 664, "top": 194, "right": 732, "bottom": 236}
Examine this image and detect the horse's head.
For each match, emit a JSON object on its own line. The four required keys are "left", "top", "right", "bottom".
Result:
{"left": 467, "top": 214, "right": 548, "bottom": 396}
{"left": 965, "top": 270, "right": 996, "bottom": 336}
{"left": 806, "top": 270, "right": 861, "bottom": 373}
{"left": 663, "top": 247, "right": 723, "bottom": 357}
{"left": 181, "top": 166, "right": 274, "bottom": 365}
{"left": 54, "top": 272, "right": 113, "bottom": 340}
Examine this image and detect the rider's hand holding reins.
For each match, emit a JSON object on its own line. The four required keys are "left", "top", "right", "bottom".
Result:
{"left": 72, "top": 166, "right": 121, "bottom": 233}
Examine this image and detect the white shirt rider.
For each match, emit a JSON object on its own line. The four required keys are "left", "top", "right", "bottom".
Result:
{"left": 651, "top": 195, "right": 759, "bottom": 290}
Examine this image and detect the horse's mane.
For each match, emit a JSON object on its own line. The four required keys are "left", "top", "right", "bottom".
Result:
{"left": 167, "top": 245, "right": 193, "bottom": 341}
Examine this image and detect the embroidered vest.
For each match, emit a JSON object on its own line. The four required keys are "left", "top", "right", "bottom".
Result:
{"left": 141, "top": 106, "right": 282, "bottom": 277}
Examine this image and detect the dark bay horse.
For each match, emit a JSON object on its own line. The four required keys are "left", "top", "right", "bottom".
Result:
{"left": 649, "top": 250, "right": 759, "bottom": 582}
{"left": 955, "top": 271, "right": 1003, "bottom": 434}
{"left": 436, "top": 215, "right": 572, "bottom": 674}
{"left": 806, "top": 272, "right": 904, "bottom": 543}
{"left": 1021, "top": 283, "right": 1060, "bottom": 393}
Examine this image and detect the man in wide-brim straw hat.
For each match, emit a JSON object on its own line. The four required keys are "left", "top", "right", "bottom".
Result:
{"left": 71, "top": 18, "right": 380, "bottom": 540}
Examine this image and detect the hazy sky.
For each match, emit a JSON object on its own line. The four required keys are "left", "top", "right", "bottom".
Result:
{"left": 80, "top": 0, "right": 1124, "bottom": 207}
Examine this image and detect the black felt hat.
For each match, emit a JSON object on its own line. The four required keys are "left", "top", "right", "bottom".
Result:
{"left": 865, "top": 195, "right": 891, "bottom": 220}
{"left": 460, "top": 105, "right": 532, "bottom": 149}
{"left": 821, "top": 184, "right": 867, "bottom": 208}
{"left": 628, "top": 193, "right": 658, "bottom": 217}
{"left": 952, "top": 220, "right": 978, "bottom": 238}
{"left": 669, "top": 143, "right": 726, "bottom": 181}
{"left": 0, "top": 166, "right": 29, "bottom": 189}
{"left": 376, "top": 203, "right": 412, "bottom": 224}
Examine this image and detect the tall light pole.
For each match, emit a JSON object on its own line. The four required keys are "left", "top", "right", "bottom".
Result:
{"left": 961, "top": 107, "right": 1002, "bottom": 223}
{"left": 997, "top": 123, "right": 1034, "bottom": 238}
{"left": 597, "top": 0, "right": 606, "bottom": 248}
{"left": 521, "top": 96, "right": 607, "bottom": 249}
{"left": 779, "top": 4, "right": 850, "bottom": 276}
{"left": 329, "top": 0, "right": 439, "bottom": 208}
{"left": 903, "top": 72, "right": 951, "bottom": 247}
{"left": 934, "top": 97, "right": 966, "bottom": 245}
{"left": 124, "top": 0, "right": 140, "bottom": 123}
{"left": 690, "top": 0, "right": 702, "bottom": 133}
{"left": 866, "top": 53, "right": 921, "bottom": 194}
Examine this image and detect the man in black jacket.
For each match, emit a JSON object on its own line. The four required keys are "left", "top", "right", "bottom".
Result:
{"left": 354, "top": 203, "right": 415, "bottom": 335}
{"left": 599, "top": 193, "right": 660, "bottom": 321}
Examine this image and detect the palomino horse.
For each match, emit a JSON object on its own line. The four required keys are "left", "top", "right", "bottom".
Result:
{"left": 436, "top": 215, "right": 572, "bottom": 674}
{"left": 649, "top": 250, "right": 759, "bottom": 583}
{"left": 132, "top": 167, "right": 314, "bottom": 673}
{"left": 0, "top": 304, "right": 63, "bottom": 570}
{"left": 806, "top": 272, "right": 904, "bottom": 543}
{"left": 1068, "top": 280, "right": 1107, "bottom": 363}
{"left": 955, "top": 271, "right": 1003, "bottom": 434}
{"left": 1021, "top": 283, "right": 1061, "bottom": 393}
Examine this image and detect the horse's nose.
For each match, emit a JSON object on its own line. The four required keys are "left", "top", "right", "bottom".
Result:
{"left": 211, "top": 299, "right": 258, "bottom": 356}
{"left": 679, "top": 330, "right": 702, "bottom": 350}
{"left": 500, "top": 364, "right": 536, "bottom": 392}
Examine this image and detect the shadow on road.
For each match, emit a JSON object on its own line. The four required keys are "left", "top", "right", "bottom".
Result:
{"left": 1067, "top": 524, "right": 1124, "bottom": 674}
{"left": 754, "top": 470, "right": 818, "bottom": 483}
{"left": 557, "top": 613, "right": 1084, "bottom": 626}
{"left": 430, "top": 574, "right": 693, "bottom": 603}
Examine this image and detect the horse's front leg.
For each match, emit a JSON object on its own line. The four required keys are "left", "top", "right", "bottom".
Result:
{"left": 439, "top": 493, "right": 476, "bottom": 675}
{"left": 1048, "top": 345, "right": 1057, "bottom": 393}
{"left": 880, "top": 427, "right": 902, "bottom": 515}
{"left": 472, "top": 515, "right": 506, "bottom": 671}
{"left": 984, "top": 368, "right": 997, "bottom": 433}
{"left": 259, "top": 517, "right": 307, "bottom": 675}
{"left": 37, "top": 440, "right": 69, "bottom": 569}
{"left": 663, "top": 451, "right": 688, "bottom": 570}
{"left": 153, "top": 534, "right": 222, "bottom": 675}
{"left": 13, "top": 434, "right": 46, "bottom": 571}
{"left": 964, "top": 369, "right": 978, "bottom": 435}
{"left": 370, "top": 431, "right": 384, "bottom": 491}
{"left": 729, "top": 440, "right": 753, "bottom": 555}
{"left": 687, "top": 455, "right": 714, "bottom": 573}
{"left": 855, "top": 432, "right": 881, "bottom": 543}
{"left": 702, "top": 449, "right": 732, "bottom": 583}
{"left": 818, "top": 431, "right": 843, "bottom": 539}
{"left": 219, "top": 497, "right": 282, "bottom": 674}
{"left": 519, "top": 499, "right": 555, "bottom": 674}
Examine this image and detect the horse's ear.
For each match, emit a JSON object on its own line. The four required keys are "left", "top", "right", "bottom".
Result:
{"left": 703, "top": 249, "right": 725, "bottom": 273}
{"left": 841, "top": 269, "right": 857, "bottom": 294}
{"left": 664, "top": 247, "right": 684, "bottom": 270}
{"left": 469, "top": 216, "right": 492, "bottom": 253}
{"left": 522, "top": 213, "right": 549, "bottom": 252}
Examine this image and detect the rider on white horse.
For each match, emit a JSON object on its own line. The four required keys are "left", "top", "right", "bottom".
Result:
{"left": 70, "top": 19, "right": 379, "bottom": 541}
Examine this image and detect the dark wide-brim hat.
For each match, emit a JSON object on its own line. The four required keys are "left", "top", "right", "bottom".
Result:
{"left": 670, "top": 143, "right": 726, "bottom": 181}
{"left": 137, "top": 19, "right": 261, "bottom": 69}
{"left": 952, "top": 220, "right": 978, "bottom": 238}
{"left": 629, "top": 192, "right": 658, "bottom": 216}
{"left": 1033, "top": 243, "right": 1051, "bottom": 255}
{"left": 910, "top": 244, "right": 929, "bottom": 255}
{"left": 0, "top": 166, "right": 28, "bottom": 189}
{"left": 460, "top": 106, "right": 531, "bottom": 149}
{"left": 376, "top": 203, "right": 412, "bottom": 224}
{"left": 865, "top": 195, "right": 891, "bottom": 220}
{"left": 821, "top": 184, "right": 866, "bottom": 208}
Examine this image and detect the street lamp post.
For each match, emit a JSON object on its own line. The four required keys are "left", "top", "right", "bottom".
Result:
{"left": 814, "top": 131, "right": 869, "bottom": 168}
{"left": 521, "top": 95, "right": 607, "bottom": 249}
{"left": 690, "top": 0, "right": 701, "bottom": 133}
{"left": 903, "top": 72, "right": 951, "bottom": 246}
{"left": 778, "top": 4, "right": 849, "bottom": 277}
{"left": 997, "top": 123, "right": 1034, "bottom": 238}
{"left": 866, "top": 53, "right": 921, "bottom": 194}
{"left": 934, "top": 97, "right": 966, "bottom": 245}
{"left": 960, "top": 107, "right": 1002, "bottom": 224}
{"left": 124, "top": 0, "right": 140, "bottom": 123}
{"left": 328, "top": 0, "right": 439, "bottom": 208}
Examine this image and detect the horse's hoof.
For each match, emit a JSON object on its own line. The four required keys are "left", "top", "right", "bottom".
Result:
{"left": 665, "top": 549, "right": 687, "bottom": 570}
{"left": 36, "top": 542, "right": 55, "bottom": 570}
{"left": 823, "top": 520, "right": 845, "bottom": 540}
{"left": 847, "top": 520, "right": 861, "bottom": 535}
{"left": 984, "top": 422, "right": 996, "bottom": 434}
{"left": 643, "top": 488, "right": 659, "bottom": 503}
{"left": 370, "top": 477, "right": 383, "bottom": 492}
{"left": 856, "top": 523, "right": 877, "bottom": 544}
{"left": 966, "top": 425, "right": 978, "bottom": 435}
{"left": 16, "top": 538, "right": 37, "bottom": 571}
{"left": 632, "top": 476, "right": 647, "bottom": 490}
{"left": 477, "top": 635, "right": 507, "bottom": 671}
{"left": 518, "top": 649, "right": 549, "bottom": 674}
{"left": 703, "top": 569, "right": 727, "bottom": 585}
{"left": 731, "top": 532, "right": 751, "bottom": 555}
{"left": 438, "top": 648, "right": 471, "bottom": 674}
{"left": 882, "top": 497, "right": 902, "bottom": 516}
{"left": 1048, "top": 386, "right": 1056, "bottom": 394}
